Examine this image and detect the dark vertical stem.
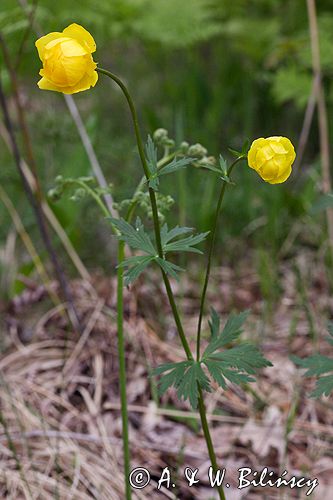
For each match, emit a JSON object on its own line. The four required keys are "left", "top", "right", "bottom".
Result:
{"left": 0, "top": 34, "right": 40, "bottom": 192}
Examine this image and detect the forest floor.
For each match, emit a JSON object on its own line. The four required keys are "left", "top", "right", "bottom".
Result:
{"left": 0, "top": 248, "right": 332, "bottom": 499}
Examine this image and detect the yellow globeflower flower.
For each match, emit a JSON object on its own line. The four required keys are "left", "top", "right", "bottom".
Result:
{"left": 248, "top": 136, "right": 296, "bottom": 184}
{"left": 35, "top": 23, "right": 98, "bottom": 94}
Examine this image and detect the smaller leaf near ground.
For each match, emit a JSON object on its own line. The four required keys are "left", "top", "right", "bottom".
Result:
{"left": 292, "top": 355, "right": 333, "bottom": 398}
{"left": 153, "top": 360, "right": 211, "bottom": 409}
{"left": 118, "top": 255, "right": 155, "bottom": 285}
{"left": 208, "top": 344, "right": 272, "bottom": 375}
{"left": 204, "top": 359, "right": 254, "bottom": 389}
{"left": 292, "top": 321, "right": 333, "bottom": 397}
{"left": 208, "top": 308, "right": 220, "bottom": 339}
{"left": 203, "top": 310, "right": 249, "bottom": 357}
{"left": 154, "top": 310, "right": 272, "bottom": 408}
{"left": 203, "top": 310, "right": 271, "bottom": 392}
{"left": 156, "top": 257, "right": 184, "bottom": 281}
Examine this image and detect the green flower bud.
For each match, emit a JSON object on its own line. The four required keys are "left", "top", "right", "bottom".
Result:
{"left": 55, "top": 175, "right": 64, "bottom": 184}
{"left": 70, "top": 188, "right": 86, "bottom": 201}
{"left": 188, "top": 143, "right": 208, "bottom": 159}
{"left": 165, "top": 138, "right": 175, "bottom": 148}
{"left": 180, "top": 141, "right": 189, "bottom": 154}
{"left": 153, "top": 128, "right": 168, "bottom": 144}
{"left": 48, "top": 187, "right": 62, "bottom": 202}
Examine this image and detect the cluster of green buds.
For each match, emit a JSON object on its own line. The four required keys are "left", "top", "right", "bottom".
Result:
{"left": 48, "top": 175, "right": 113, "bottom": 203}
{"left": 115, "top": 191, "right": 174, "bottom": 224}
{"left": 153, "top": 128, "right": 175, "bottom": 149}
{"left": 182, "top": 142, "right": 217, "bottom": 170}
{"left": 152, "top": 128, "right": 217, "bottom": 171}
{"left": 48, "top": 175, "right": 69, "bottom": 202}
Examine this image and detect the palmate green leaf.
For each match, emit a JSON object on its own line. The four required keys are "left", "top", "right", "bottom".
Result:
{"left": 209, "top": 308, "right": 220, "bottom": 339}
{"left": 153, "top": 360, "right": 211, "bottom": 409}
{"left": 160, "top": 224, "right": 209, "bottom": 255}
{"left": 109, "top": 217, "right": 156, "bottom": 254}
{"left": 156, "top": 258, "right": 184, "bottom": 281}
{"left": 228, "top": 147, "right": 242, "bottom": 158}
{"left": 176, "top": 362, "right": 211, "bottom": 409}
{"left": 204, "top": 359, "right": 254, "bottom": 389}
{"left": 146, "top": 135, "right": 158, "bottom": 173}
{"left": 311, "top": 377, "right": 333, "bottom": 398}
{"left": 219, "top": 155, "right": 228, "bottom": 176}
{"left": 292, "top": 336, "right": 333, "bottom": 397}
{"left": 203, "top": 310, "right": 249, "bottom": 357}
{"left": 202, "top": 310, "right": 272, "bottom": 392}
{"left": 158, "top": 156, "right": 195, "bottom": 176}
{"left": 153, "top": 361, "right": 192, "bottom": 394}
{"left": 163, "top": 230, "right": 210, "bottom": 254}
{"left": 291, "top": 354, "right": 333, "bottom": 377}
{"left": 154, "top": 310, "right": 272, "bottom": 407}
{"left": 118, "top": 255, "right": 155, "bottom": 285}
{"left": 228, "top": 140, "right": 249, "bottom": 159}
{"left": 145, "top": 135, "right": 159, "bottom": 189}
{"left": 160, "top": 225, "right": 194, "bottom": 245}
{"left": 210, "top": 344, "right": 272, "bottom": 375}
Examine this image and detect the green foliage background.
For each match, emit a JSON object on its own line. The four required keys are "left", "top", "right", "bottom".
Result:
{"left": 0, "top": 0, "right": 332, "bottom": 281}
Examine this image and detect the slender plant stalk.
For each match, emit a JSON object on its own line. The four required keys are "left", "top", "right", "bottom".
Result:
{"left": 75, "top": 181, "right": 132, "bottom": 500}
{"left": 196, "top": 158, "right": 244, "bottom": 361}
{"left": 116, "top": 240, "right": 132, "bottom": 500}
{"left": 306, "top": 0, "right": 333, "bottom": 257}
{"left": 197, "top": 386, "right": 226, "bottom": 500}
{"left": 76, "top": 153, "right": 178, "bottom": 500}
{"left": 97, "top": 67, "right": 225, "bottom": 500}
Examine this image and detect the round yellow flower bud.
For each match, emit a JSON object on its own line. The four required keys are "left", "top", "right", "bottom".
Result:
{"left": 35, "top": 23, "right": 98, "bottom": 94}
{"left": 247, "top": 136, "right": 296, "bottom": 184}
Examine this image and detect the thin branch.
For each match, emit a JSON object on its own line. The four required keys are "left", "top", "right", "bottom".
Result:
{"left": 294, "top": 74, "right": 319, "bottom": 172}
{"left": 0, "top": 121, "right": 90, "bottom": 281}
{"left": 64, "top": 95, "right": 117, "bottom": 217}
{"left": 306, "top": 0, "right": 333, "bottom": 252}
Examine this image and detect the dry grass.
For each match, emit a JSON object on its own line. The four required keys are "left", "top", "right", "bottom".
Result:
{"left": 0, "top": 250, "right": 333, "bottom": 499}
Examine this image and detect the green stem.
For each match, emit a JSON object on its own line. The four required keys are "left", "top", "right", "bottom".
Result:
{"left": 117, "top": 240, "right": 132, "bottom": 500}
{"left": 98, "top": 67, "right": 225, "bottom": 499}
{"left": 75, "top": 180, "right": 132, "bottom": 500}
{"left": 76, "top": 181, "right": 110, "bottom": 217}
{"left": 196, "top": 158, "right": 244, "bottom": 361}
{"left": 198, "top": 386, "right": 226, "bottom": 500}
{"left": 97, "top": 67, "right": 192, "bottom": 360}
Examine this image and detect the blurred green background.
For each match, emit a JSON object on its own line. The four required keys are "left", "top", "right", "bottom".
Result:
{"left": 0, "top": 0, "right": 332, "bottom": 297}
